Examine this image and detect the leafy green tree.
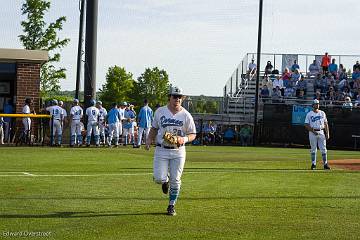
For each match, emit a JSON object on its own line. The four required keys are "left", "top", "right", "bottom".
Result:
{"left": 99, "top": 66, "right": 135, "bottom": 108}
{"left": 133, "top": 67, "right": 170, "bottom": 108}
{"left": 19, "top": 0, "right": 70, "bottom": 96}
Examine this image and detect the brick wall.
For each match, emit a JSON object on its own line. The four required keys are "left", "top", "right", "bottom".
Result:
{"left": 16, "top": 62, "right": 41, "bottom": 113}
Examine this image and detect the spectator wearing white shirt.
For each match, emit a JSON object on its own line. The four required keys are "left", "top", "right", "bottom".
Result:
{"left": 308, "top": 60, "right": 320, "bottom": 77}
{"left": 272, "top": 76, "right": 284, "bottom": 96}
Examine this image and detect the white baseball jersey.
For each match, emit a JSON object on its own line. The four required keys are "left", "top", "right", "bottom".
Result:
{"left": 304, "top": 110, "right": 327, "bottom": 130}
{"left": 86, "top": 106, "right": 100, "bottom": 122}
{"left": 152, "top": 106, "right": 196, "bottom": 147}
{"left": 61, "top": 107, "right": 67, "bottom": 118}
{"left": 22, "top": 105, "right": 30, "bottom": 114}
{"left": 98, "top": 107, "right": 107, "bottom": 121}
{"left": 46, "top": 106, "right": 63, "bottom": 120}
{"left": 70, "top": 106, "right": 83, "bottom": 120}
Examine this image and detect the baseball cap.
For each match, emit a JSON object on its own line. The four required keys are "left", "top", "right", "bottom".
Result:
{"left": 52, "top": 99, "right": 58, "bottom": 105}
{"left": 313, "top": 99, "right": 320, "bottom": 105}
{"left": 58, "top": 100, "right": 63, "bottom": 105}
{"left": 97, "top": 100, "right": 102, "bottom": 105}
{"left": 73, "top": 98, "right": 79, "bottom": 103}
{"left": 120, "top": 101, "right": 127, "bottom": 106}
{"left": 169, "top": 86, "right": 183, "bottom": 96}
{"left": 90, "top": 99, "right": 96, "bottom": 106}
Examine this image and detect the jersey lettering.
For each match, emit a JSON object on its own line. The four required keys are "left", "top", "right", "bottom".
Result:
{"left": 160, "top": 116, "right": 183, "bottom": 128}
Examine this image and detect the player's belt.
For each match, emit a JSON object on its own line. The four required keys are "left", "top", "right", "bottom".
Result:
{"left": 156, "top": 144, "right": 184, "bottom": 149}
{"left": 313, "top": 128, "right": 324, "bottom": 131}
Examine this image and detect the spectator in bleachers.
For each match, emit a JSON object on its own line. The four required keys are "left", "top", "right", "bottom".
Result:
{"left": 328, "top": 59, "right": 338, "bottom": 79}
{"left": 321, "top": 52, "right": 331, "bottom": 74}
{"left": 338, "top": 77, "right": 349, "bottom": 91}
{"left": 248, "top": 59, "right": 257, "bottom": 73}
{"left": 262, "top": 76, "right": 273, "bottom": 90}
{"left": 342, "top": 96, "right": 353, "bottom": 109}
{"left": 264, "top": 61, "right": 273, "bottom": 76}
{"left": 282, "top": 67, "right": 291, "bottom": 80}
{"left": 284, "top": 86, "right": 295, "bottom": 98}
{"left": 290, "top": 69, "right": 302, "bottom": 88}
{"left": 320, "top": 75, "right": 328, "bottom": 93}
{"left": 295, "top": 75, "right": 307, "bottom": 97}
{"left": 343, "top": 86, "right": 353, "bottom": 99}
{"left": 291, "top": 60, "right": 300, "bottom": 72}
{"left": 338, "top": 66, "right": 348, "bottom": 81}
{"left": 354, "top": 95, "right": 360, "bottom": 107}
{"left": 353, "top": 61, "right": 360, "bottom": 72}
{"left": 260, "top": 85, "right": 270, "bottom": 101}
{"left": 326, "top": 87, "right": 336, "bottom": 104}
{"left": 352, "top": 68, "right": 360, "bottom": 87}
{"left": 272, "top": 86, "right": 283, "bottom": 103}
{"left": 272, "top": 75, "right": 284, "bottom": 96}
{"left": 308, "top": 60, "right": 321, "bottom": 77}
{"left": 352, "top": 78, "right": 360, "bottom": 98}
{"left": 282, "top": 68, "right": 292, "bottom": 88}
{"left": 314, "top": 90, "right": 325, "bottom": 102}
{"left": 313, "top": 74, "right": 322, "bottom": 93}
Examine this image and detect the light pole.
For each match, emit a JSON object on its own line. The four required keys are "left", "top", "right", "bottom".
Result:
{"left": 253, "top": 0, "right": 263, "bottom": 146}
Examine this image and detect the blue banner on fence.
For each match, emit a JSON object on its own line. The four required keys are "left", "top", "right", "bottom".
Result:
{"left": 292, "top": 105, "right": 312, "bottom": 125}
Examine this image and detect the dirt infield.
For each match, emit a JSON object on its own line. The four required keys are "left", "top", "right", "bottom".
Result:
{"left": 328, "top": 159, "right": 360, "bottom": 171}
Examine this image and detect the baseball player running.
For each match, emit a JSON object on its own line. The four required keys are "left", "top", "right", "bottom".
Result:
{"left": 70, "top": 99, "right": 83, "bottom": 147}
{"left": 146, "top": 86, "right": 196, "bottom": 216}
{"left": 134, "top": 99, "right": 153, "bottom": 148}
{"left": 304, "top": 99, "right": 331, "bottom": 170}
{"left": 46, "top": 99, "right": 64, "bottom": 146}
{"left": 85, "top": 99, "right": 100, "bottom": 147}
{"left": 96, "top": 101, "right": 107, "bottom": 145}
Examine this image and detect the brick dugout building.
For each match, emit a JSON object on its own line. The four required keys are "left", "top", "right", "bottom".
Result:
{"left": 0, "top": 48, "right": 48, "bottom": 114}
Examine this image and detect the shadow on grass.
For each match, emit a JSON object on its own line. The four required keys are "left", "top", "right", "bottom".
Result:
{"left": 0, "top": 211, "right": 166, "bottom": 219}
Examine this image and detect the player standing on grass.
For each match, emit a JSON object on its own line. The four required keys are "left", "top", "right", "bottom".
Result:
{"left": 85, "top": 99, "right": 100, "bottom": 147}
{"left": 145, "top": 86, "right": 196, "bottom": 216}
{"left": 70, "top": 99, "right": 83, "bottom": 147}
{"left": 134, "top": 99, "right": 153, "bottom": 148}
{"left": 304, "top": 99, "right": 331, "bottom": 170}
{"left": 96, "top": 101, "right": 107, "bottom": 145}
{"left": 46, "top": 99, "right": 64, "bottom": 146}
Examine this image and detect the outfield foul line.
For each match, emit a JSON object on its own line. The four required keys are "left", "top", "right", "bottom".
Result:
{"left": 0, "top": 169, "right": 345, "bottom": 177}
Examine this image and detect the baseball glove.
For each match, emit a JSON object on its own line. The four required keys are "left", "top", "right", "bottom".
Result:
{"left": 163, "top": 131, "right": 178, "bottom": 145}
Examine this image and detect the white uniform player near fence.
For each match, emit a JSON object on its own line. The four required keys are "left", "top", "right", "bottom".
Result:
{"left": 117, "top": 102, "right": 126, "bottom": 144}
{"left": 85, "top": 100, "right": 100, "bottom": 147}
{"left": 70, "top": 99, "right": 83, "bottom": 146}
{"left": 304, "top": 99, "right": 331, "bottom": 170}
{"left": 22, "top": 99, "right": 32, "bottom": 141}
{"left": 46, "top": 100, "right": 64, "bottom": 145}
{"left": 146, "top": 86, "right": 196, "bottom": 216}
{"left": 96, "top": 101, "right": 107, "bottom": 145}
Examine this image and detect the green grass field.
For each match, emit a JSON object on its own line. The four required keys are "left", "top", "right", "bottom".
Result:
{"left": 0, "top": 146, "right": 359, "bottom": 240}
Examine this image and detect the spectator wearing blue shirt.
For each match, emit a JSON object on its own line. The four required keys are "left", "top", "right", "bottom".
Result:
{"left": 135, "top": 99, "right": 153, "bottom": 148}
{"left": 328, "top": 59, "right": 338, "bottom": 79}
{"left": 3, "top": 99, "right": 13, "bottom": 143}
{"left": 106, "top": 103, "right": 121, "bottom": 147}
{"left": 291, "top": 60, "right": 300, "bottom": 72}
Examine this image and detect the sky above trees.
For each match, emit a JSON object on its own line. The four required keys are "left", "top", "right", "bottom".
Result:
{"left": 2, "top": 0, "right": 359, "bottom": 96}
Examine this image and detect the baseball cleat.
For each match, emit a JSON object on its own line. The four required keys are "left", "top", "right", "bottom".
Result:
{"left": 324, "top": 164, "right": 331, "bottom": 170}
{"left": 167, "top": 205, "right": 176, "bottom": 216}
{"left": 162, "top": 181, "right": 169, "bottom": 194}
{"left": 311, "top": 164, "right": 316, "bottom": 170}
